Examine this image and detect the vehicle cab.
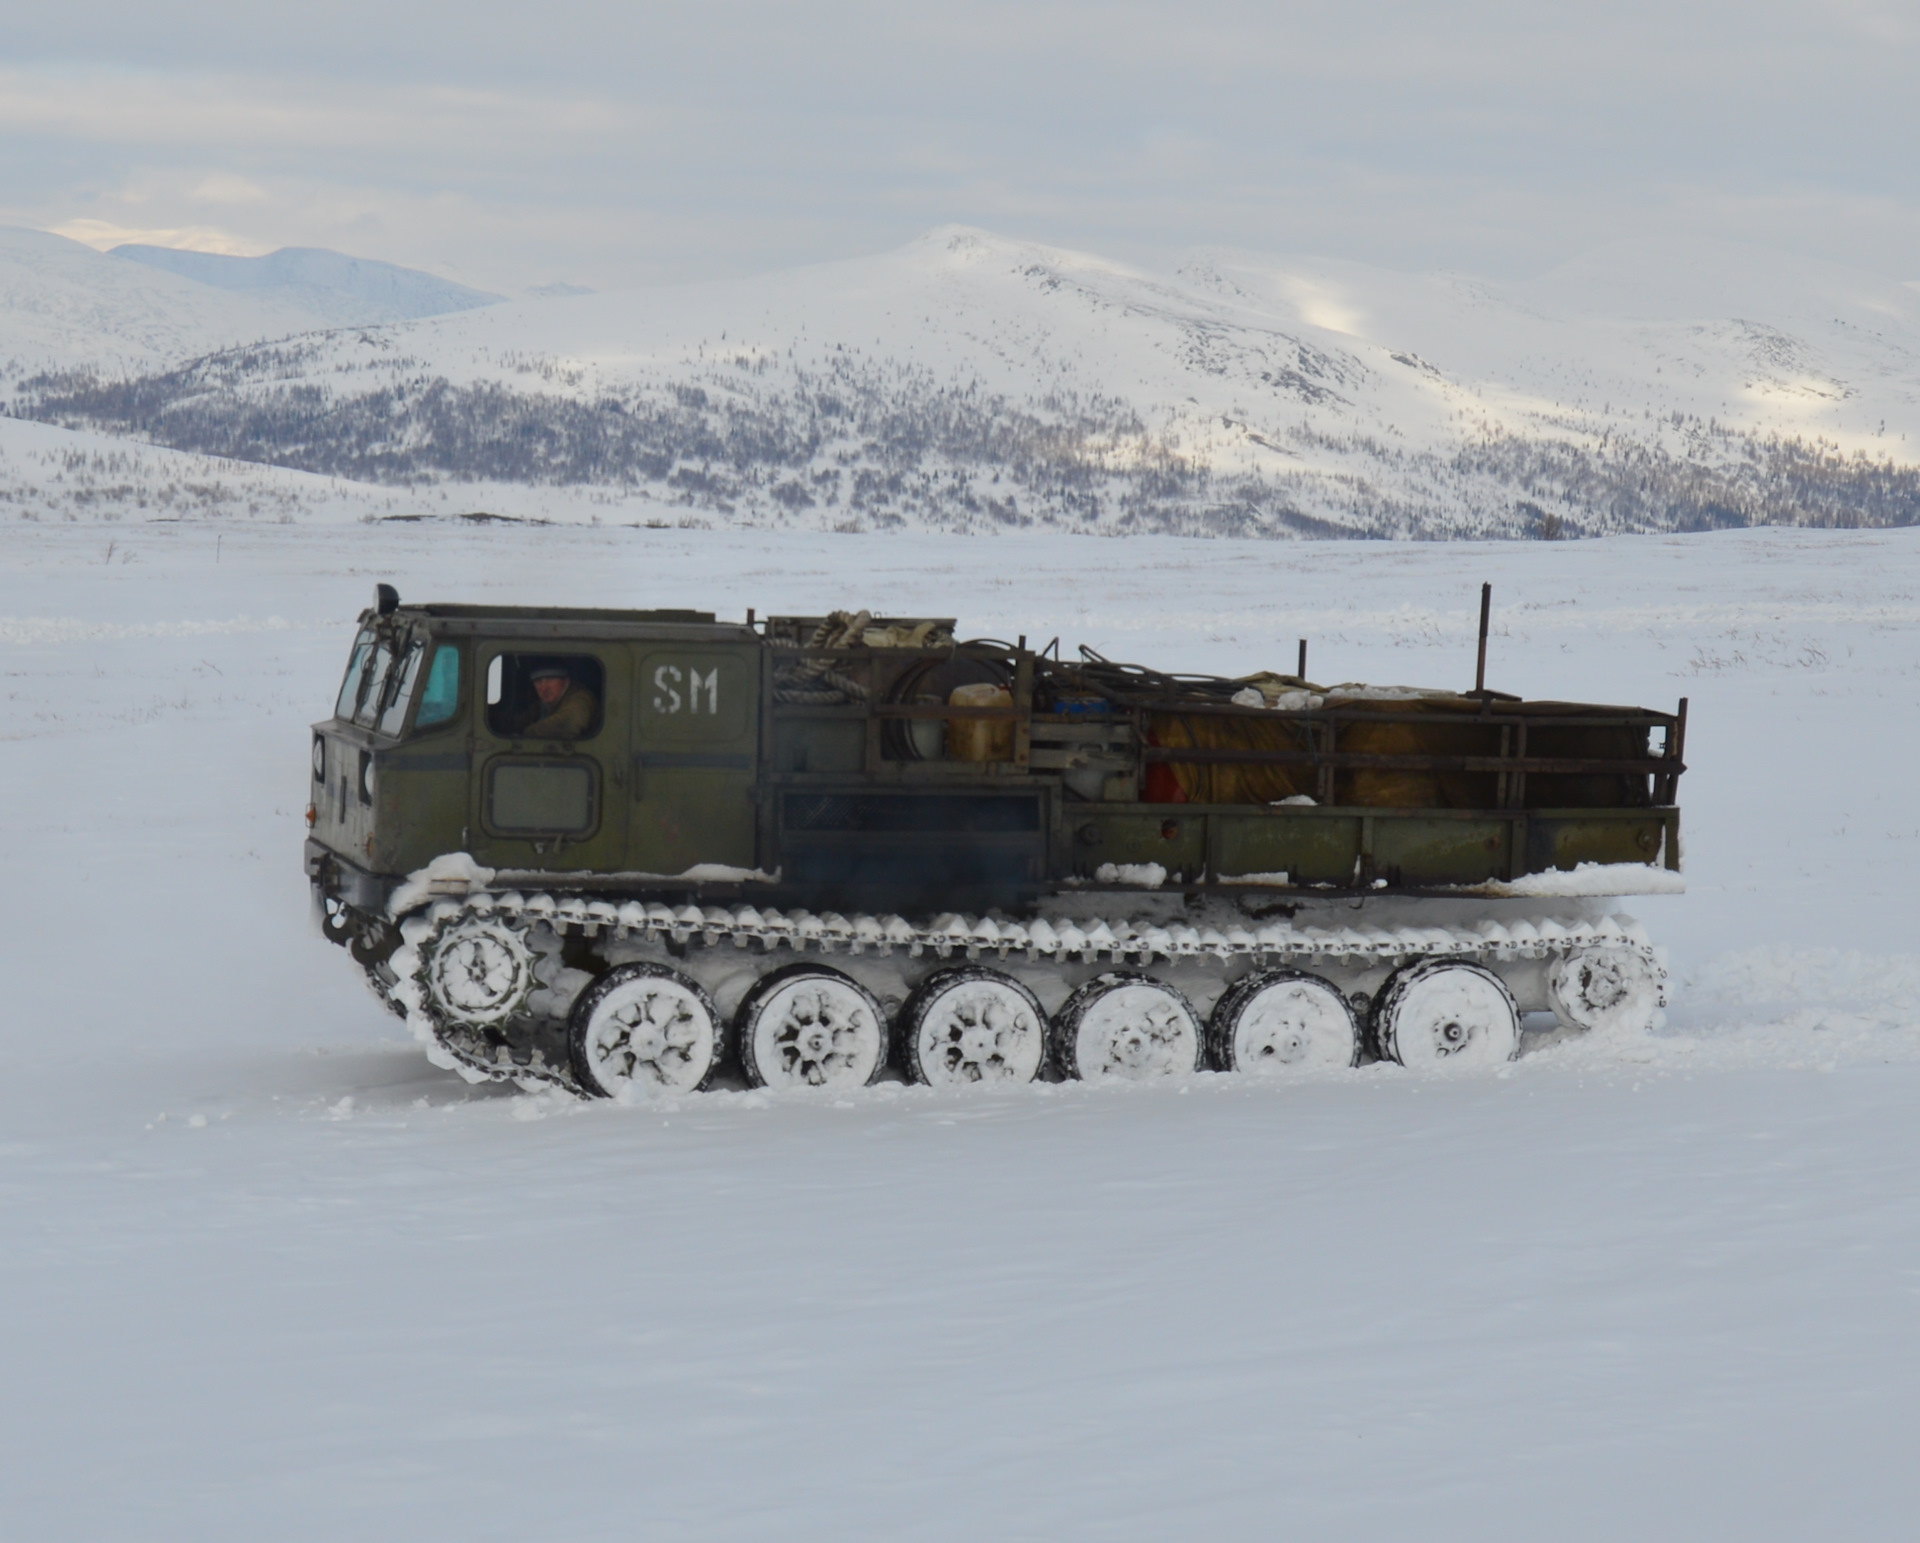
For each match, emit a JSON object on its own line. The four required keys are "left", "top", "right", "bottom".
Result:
{"left": 306, "top": 586, "right": 761, "bottom": 915}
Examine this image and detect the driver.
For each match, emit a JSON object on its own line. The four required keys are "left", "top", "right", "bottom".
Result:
{"left": 516, "top": 663, "right": 598, "bottom": 739}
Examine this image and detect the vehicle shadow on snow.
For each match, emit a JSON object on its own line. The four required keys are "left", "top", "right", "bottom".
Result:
{"left": 282, "top": 1013, "right": 1596, "bottom": 1123}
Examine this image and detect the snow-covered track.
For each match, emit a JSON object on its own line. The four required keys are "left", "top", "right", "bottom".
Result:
{"left": 380, "top": 889, "right": 1666, "bottom": 1093}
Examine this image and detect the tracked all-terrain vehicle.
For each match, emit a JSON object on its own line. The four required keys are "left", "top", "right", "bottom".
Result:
{"left": 307, "top": 586, "right": 1685, "bottom": 1095}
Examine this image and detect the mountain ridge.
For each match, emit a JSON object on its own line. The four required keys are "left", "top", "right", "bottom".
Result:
{"left": 109, "top": 244, "right": 503, "bottom": 326}
{"left": 8, "top": 225, "right": 1918, "bottom": 534}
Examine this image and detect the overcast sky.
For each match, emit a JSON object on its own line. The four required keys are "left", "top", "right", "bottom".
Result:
{"left": 3, "top": 1, "right": 1915, "bottom": 293}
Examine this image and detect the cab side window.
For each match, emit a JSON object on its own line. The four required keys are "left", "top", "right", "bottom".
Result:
{"left": 485, "top": 653, "right": 606, "bottom": 741}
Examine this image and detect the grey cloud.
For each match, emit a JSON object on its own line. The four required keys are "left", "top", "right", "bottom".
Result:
{"left": 2, "top": 1, "right": 1915, "bottom": 290}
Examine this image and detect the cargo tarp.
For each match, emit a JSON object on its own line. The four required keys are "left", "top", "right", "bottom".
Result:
{"left": 1148, "top": 694, "right": 1651, "bottom": 809}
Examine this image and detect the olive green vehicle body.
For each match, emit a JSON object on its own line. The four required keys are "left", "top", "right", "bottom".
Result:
{"left": 305, "top": 602, "right": 1683, "bottom": 924}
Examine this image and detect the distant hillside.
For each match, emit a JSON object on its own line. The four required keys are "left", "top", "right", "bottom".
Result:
{"left": 8, "top": 227, "right": 1920, "bottom": 534}
{"left": 0, "top": 226, "right": 500, "bottom": 385}
{"left": 0, "top": 226, "right": 324, "bottom": 382}
{"left": 109, "top": 245, "right": 502, "bottom": 326}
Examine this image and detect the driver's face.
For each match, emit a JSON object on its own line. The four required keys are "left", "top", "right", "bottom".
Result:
{"left": 533, "top": 675, "right": 569, "bottom": 707}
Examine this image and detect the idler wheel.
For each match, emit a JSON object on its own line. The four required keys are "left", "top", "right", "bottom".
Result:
{"left": 1548, "top": 946, "right": 1662, "bottom": 1035}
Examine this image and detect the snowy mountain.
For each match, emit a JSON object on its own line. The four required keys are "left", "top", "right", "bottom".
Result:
{"left": 109, "top": 244, "right": 502, "bottom": 326}
{"left": 8, "top": 226, "right": 1920, "bottom": 534}
{"left": 0, "top": 226, "right": 497, "bottom": 384}
{"left": 0, "top": 226, "right": 328, "bottom": 381}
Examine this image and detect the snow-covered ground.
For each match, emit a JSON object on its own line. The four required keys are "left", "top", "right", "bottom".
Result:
{"left": 4, "top": 521, "right": 1919, "bottom": 1539}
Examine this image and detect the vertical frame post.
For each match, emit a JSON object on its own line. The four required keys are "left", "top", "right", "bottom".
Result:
{"left": 1474, "top": 582, "right": 1491, "bottom": 695}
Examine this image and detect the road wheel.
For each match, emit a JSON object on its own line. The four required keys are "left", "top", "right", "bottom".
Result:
{"left": 738, "top": 964, "right": 889, "bottom": 1091}
{"left": 1209, "top": 969, "right": 1359, "bottom": 1074}
{"left": 570, "top": 962, "right": 724, "bottom": 1097}
{"left": 1051, "top": 972, "right": 1202, "bottom": 1082}
{"left": 902, "top": 967, "right": 1047, "bottom": 1087}
{"left": 1373, "top": 958, "right": 1519, "bottom": 1070}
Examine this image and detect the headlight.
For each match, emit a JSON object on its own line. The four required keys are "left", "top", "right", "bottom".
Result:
{"left": 312, "top": 735, "right": 327, "bottom": 782}
{"left": 359, "top": 751, "right": 375, "bottom": 803}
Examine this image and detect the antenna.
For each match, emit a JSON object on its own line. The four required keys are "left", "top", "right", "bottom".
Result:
{"left": 1297, "top": 638, "right": 1308, "bottom": 680}
{"left": 1474, "top": 583, "right": 1491, "bottom": 694}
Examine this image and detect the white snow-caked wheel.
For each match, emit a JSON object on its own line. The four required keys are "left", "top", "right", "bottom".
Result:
{"left": 1208, "top": 969, "right": 1359, "bottom": 1075}
{"left": 425, "top": 916, "right": 536, "bottom": 1027}
{"left": 1373, "top": 958, "right": 1520, "bottom": 1070}
{"left": 1548, "top": 945, "right": 1663, "bottom": 1035}
{"left": 902, "top": 967, "right": 1047, "bottom": 1087}
{"left": 570, "top": 963, "right": 724, "bottom": 1098}
{"left": 738, "top": 964, "right": 889, "bottom": 1091}
{"left": 1051, "top": 972, "right": 1202, "bottom": 1082}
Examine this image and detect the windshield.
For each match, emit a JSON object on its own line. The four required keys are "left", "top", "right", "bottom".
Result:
{"left": 334, "top": 629, "right": 375, "bottom": 720}
{"left": 377, "top": 642, "right": 425, "bottom": 736}
{"left": 334, "top": 627, "right": 431, "bottom": 736}
{"left": 351, "top": 643, "right": 395, "bottom": 729}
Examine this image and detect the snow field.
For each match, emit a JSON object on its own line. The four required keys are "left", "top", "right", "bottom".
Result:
{"left": 3, "top": 520, "right": 1920, "bottom": 1538}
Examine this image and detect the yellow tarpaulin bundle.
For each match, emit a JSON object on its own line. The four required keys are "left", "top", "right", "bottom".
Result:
{"left": 1328, "top": 696, "right": 1499, "bottom": 809}
{"left": 1147, "top": 710, "right": 1315, "bottom": 804}
{"left": 1148, "top": 687, "right": 1648, "bottom": 809}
